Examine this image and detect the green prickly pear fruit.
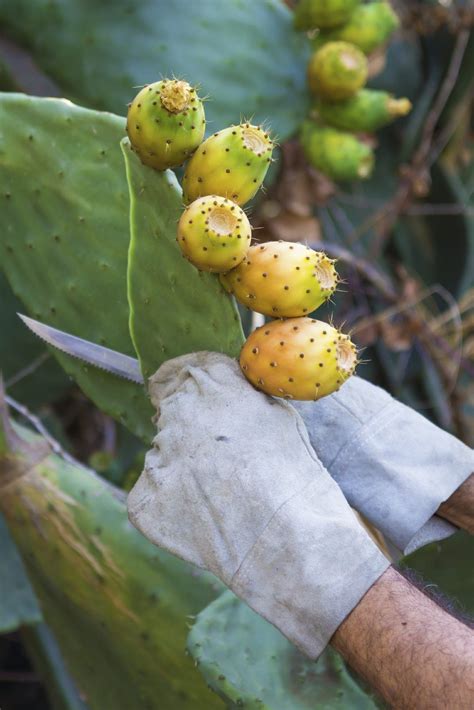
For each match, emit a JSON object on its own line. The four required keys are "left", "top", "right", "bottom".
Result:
{"left": 308, "top": 41, "right": 368, "bottom": 100}
{"left": 177, "top": 196, "right": 252, "bottom": 273}
{"left": 127, "top": 79, "right": 205, "bottom": 170}
{"left": 182, "top": 123, "right": 274, "bottom": 206}
{"left": 220, "top": 241, "right": 338, "bottom": 317}
{"left": 239, "top": 317, "right": 357, "bottom": 401}
{"left": 315, "top": 89, "right": 412, "bottom": 132}
{"left": 294, "top": 0, "right": 361, "bottom": 31}
{"left": 300, "top": 120, "right": 374, "bottom": 181}
{"left": 313, "top": 1, "right": 400, "bottom": 55}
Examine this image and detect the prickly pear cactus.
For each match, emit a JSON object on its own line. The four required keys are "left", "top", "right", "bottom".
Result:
{"left": 315, "top": 89, "right": 412, "bottom": 133}
{"left": 183, "top": 124, "right": 274, "bottom": 206}
{"left": 127, "top": 79, "right": 206, "bottom": 170}
{"left": 220, "top": 242, "right": 338, "bottom": 317}
{"left": 122, "top": 140, "right": 244, "bottom": 381}
{"left": 300, "top": 121, "right": 374, "bottom": 181}
{"left": 308, "top": 41, "right": 368, "bottom": 100}
{"left": 0, "top": 93, "right": 154, "bottom": 443}
{"left": 177, "top": 196, "right": 252, "bottom": 273}
{"left": 0, "top": 406, "right": 224, "bottom": 710}
{"left": 294, "top": 0, "right": 361, "bottom": 31}
{"left": 188, "top": 590, "right": 377, "bottom": 709}
{"left": 313, "top": 1, "right": 400, "bottom": 55}
{"left": 240, "top": 318, "right": 357, "bottom": 400}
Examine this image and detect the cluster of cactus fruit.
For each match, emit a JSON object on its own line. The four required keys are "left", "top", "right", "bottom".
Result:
{"left": 127, "top": 78, "right": 357, "bottom": 400}
{"left": 295, "top": 0, "right": 412, "bottom": 181}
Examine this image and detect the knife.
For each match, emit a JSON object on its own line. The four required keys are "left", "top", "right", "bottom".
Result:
{"left": 18, "top": 314, "right": 145, "bottom": 385}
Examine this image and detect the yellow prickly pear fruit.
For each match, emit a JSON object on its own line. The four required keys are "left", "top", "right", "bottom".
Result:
{"left": 183, "top": 123, "right": 274, "bottom": 206}
{"left": 177, "top": 196, "right": 251, "bottom": 273}
{"left": 240, "top": 317, "right": 357, "bottom": 400}
{"left": 220, "top": 241, "right": 338, "bottom": 317}
{"left": 127, "top": 79, "right": 205, "bottom": 170}
{"left": 294, "top": 0, "right": 361, "bottom": 31}
{"left": 300, "top": 121, "right": 373, "bottom": 181}
{"left": 313, "top": 1, "right": 400, "bottom": 55}
{"left": 308, "top": 41, "right": 368, "bottom": 100}
{"left": 316, "top": 89, "right": 412, "bottom": 132}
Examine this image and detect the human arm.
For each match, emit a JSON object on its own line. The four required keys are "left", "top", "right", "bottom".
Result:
{"left": 332, "top": 566, "right": 474, "bottom": 709}
{"left": 438, "top": 473, "right": 474, "bottom": 534}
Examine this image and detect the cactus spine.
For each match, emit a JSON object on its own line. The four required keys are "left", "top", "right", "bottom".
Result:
{"left": 183, "top": 123, "right": 273, "bottom": 206}
{"left": 308, "top": 41, "right": 368, "bottom": 100}
{"left": 240, "top": 317, "right": 357, "bottom": 400}
{"left": 127, "top": 79, "right": 205, "bottom": 170}
{"left": 300, "top": 120, "right": 373, "bottom": 181}
{"left": 315, "top": 89, "right": 412, "bottom": 132}
{"left": 294, "top": 0, "right": 361, "bottom": 31}
{"left": 220, "top": 241, "right": 338, "bottom": 317}
{"left": 177, "top": 196, "right": 251, "bottom": 273}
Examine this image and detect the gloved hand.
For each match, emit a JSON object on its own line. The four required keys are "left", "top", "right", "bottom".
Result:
{"left": 128, "top": 352, "right": 389, "bottom": 659}
{"left": 293, "top": 377, "right": 474, "bottom": 556}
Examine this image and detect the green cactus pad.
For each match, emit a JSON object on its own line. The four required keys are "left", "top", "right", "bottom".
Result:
{"left": 315, "top": 89, "right": 412, "bottom": 133}
{"left": 0, "top": 416, "right": 224, "bottom": 710}
{"left": 183, "top": 124, "right": 274, "bottom": 206}
{"left": 0, "top": 93, "right": 155, "bottom": 443}
{"left": 188, "top": 590, "right": 377, "bottom": 708}
{"left": 127, "top": 79, "right": 206, "bottom": 170}
{"left": 313, "top": 1, "right": 400, "bottom": 55}
{"left": 122, "top": 139, "right": 244, "bottom": 381}
{"left": 308, "top": 41, "right": 368, "bottom": 100}
{"left": 0, "top": 0, "right": 309, "bottom": 141}
{"left": 177, "top": 196, "right": 252, "bottom": 273}
{"left": 294, "top": 0, "right": 361, "bottom": 31}
{"left": 301, "top": 121, "right": 374, "bottom": 181}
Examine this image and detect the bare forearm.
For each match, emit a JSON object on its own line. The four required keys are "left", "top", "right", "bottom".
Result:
{"left": 438, "top": 473, "right": 474, "bottom": 534}
{"left": 331, "top": 567, "right": 474, "bottom": 709}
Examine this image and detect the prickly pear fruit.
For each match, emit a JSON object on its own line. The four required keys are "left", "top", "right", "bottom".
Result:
{"left": 313, "top": 1, "right": 400, "bottom": 55}
{"left": 183, "top": 123, "right": 273, "bottom": 206}
{"left": 127, "top": 79, "right": 205, "bottom": 170}
{"left": 315, "top": 89, "right": 412, "bottom": 132}
{"left": 300, "top": 120, "right": 374, "bottom": 181}
{"left": 177, "top": 196, "right": 251, "bottom": 273}
{"left": 294, "top": 0, "right": 361, "bottom": 31}
{"left": 308, "top": 41, "right": 368, "bottom": 100}
{"left": 240, "top": 317, "right": 357, "bottom": 400}
{"left": 220, "top": 241, "right": 338, "bottom": 317}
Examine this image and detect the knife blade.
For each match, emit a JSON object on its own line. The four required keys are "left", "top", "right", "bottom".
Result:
{"left": 18, "top": 314, "right": 145, "bottom": 385}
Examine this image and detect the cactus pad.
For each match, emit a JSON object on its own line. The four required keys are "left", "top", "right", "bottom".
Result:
{"left": 122, "top": 139, "right": 244, "bottom": 381}
{"left": 240, "top": 317, "right": 357, "bottom": 400}
{"left": 308, "top": 41, "right": 368, "bottom": 100}
{"left": 314, "top": 1, "right": 400, "bottom": 55}
{"left": 127, "top": 79, "right": 205, "bottom": 170}
{"left": 220, "top": 242, "right": 338, "bottom": 317}
{"left": 0, "top": 93, "right": 154, "bottom": 442}
{"left": 183, "top": 124, "right": 274, "bottom": 206}
{"left": 316, "top": 89, "right": 412, "bottom": 133}
{"left": 188, "top": 590, "right": 377, "bottom": 708}
{"left": 294, "top": 0, "right": 361, "bottom": 31}
{"left": 177, "top": 196, "right": 252, "bottom": 273}
{"left": 301, "top": 121, "right": 374, "bottom": 181}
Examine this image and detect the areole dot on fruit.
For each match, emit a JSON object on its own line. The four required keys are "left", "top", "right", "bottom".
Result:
{"left": 177, "top": 196, "right": 252, "bottom": 273}
{"left": 240, "top": 317, "right": 358, "bottom": 401}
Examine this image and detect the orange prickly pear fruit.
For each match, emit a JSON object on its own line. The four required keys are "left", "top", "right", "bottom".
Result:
{"left": 177, "top": 196, "right": 251, "bottom": 273}
{"left": 308, "top": 41, "right": 368, "bottom": 100}
{"left": 239, "top": 317, "right": 357, "bottom": 400}
{"left": 220, "top": 241, "right": 338, "bottom": 317}
{"left": 127, "top": 79, "right": 205, "bottom": 170}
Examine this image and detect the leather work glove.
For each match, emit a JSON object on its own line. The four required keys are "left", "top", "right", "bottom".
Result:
{"left": 293, "top": 377, "right": 474, "bottom": 556}
{"left": 128, "top": 353, "right": 389, "bottom": 659}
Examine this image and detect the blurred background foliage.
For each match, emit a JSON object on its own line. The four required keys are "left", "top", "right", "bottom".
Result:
{"left": 0, "top": 0, "right": 473, "bottom": 708}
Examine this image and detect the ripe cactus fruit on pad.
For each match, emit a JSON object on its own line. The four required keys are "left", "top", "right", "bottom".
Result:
{"left": 127, "top": 79, "right": 205, "bottom": 170}
{"left": 183, "top": 123, "right": 273, "bottom": 206}
{"left": 316, "top": 89, "right": 412, "bottom": 133}
{"left": 240, "top": 317, "right": 357, "bottom": 400}
{"left": 301, "top": 121, "right": 374, "bottom": 181}
{"left": 294, "top": 0, "right": 361, "bottom": 31}
{"left": 177, "top": 196, "right": 251, "bottom": 273}
{"left": 220, "top": 241, "right": 338, "bottom": 317}
{"left": 308, "top": 41, "right": 368, "bottom": 100}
